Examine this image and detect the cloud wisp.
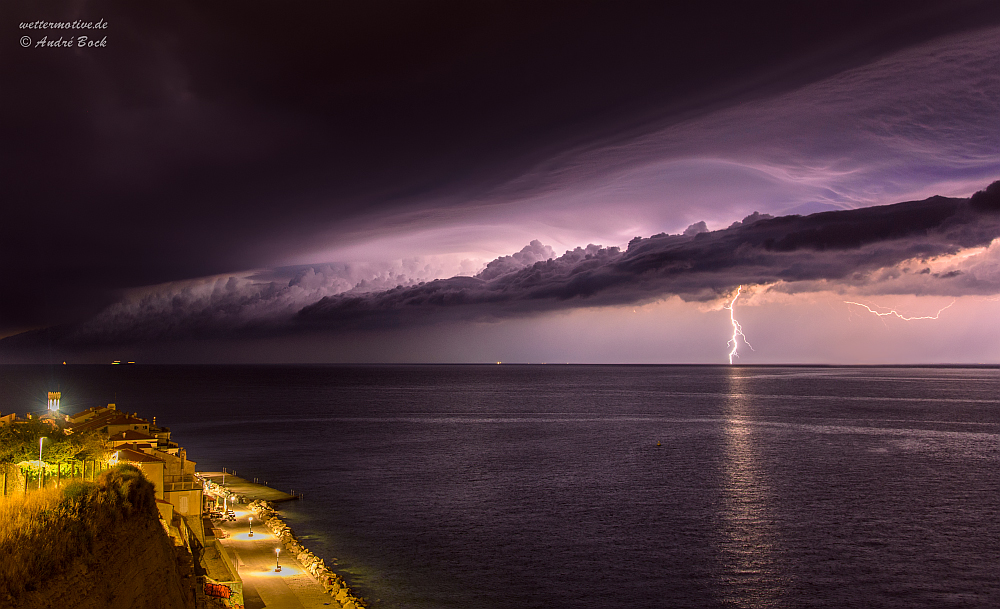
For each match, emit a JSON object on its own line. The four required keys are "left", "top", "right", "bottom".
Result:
{"left": 292, "top": 23, "right": 1000, "bottom": 279}
{"left": 457, "top": 23, "right": 1000, "bottom": 241}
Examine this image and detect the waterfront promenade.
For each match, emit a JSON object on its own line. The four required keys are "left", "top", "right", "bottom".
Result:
{"left": 200, "top": 472, "right": 296, "bottom": 502}
{"left": 214, "top": 501, "right": 335, "bottom": 608}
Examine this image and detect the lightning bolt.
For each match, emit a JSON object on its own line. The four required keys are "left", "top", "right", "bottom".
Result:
{"left": 725, "top": 285, "right": 754, "bottom": 364}
{"left": 844, "top": 299, "right": 956, "bottom": 321}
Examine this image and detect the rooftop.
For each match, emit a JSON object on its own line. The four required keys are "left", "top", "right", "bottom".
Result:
{"left": 114, "top": 447, "right": 165, "bottom": 464}
{"left": 109, "top": 429, "right": 156, "bottom": 442}
{"left": 71, "top": 413, "right": 150, "bottom": 435}
{"left": 67, "top": 403, "right": 116, "bottom": 422}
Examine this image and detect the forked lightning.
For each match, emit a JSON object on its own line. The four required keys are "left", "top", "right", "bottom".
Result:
{"left": 725, "top": 286, "right": 754, "bottom": 365}
{"left": 844, "top": 299, "right": 956, "bottom": 321}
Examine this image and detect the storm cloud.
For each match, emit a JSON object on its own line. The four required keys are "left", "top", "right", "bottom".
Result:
{"left": 6, "top": 182, "right": 998, "bottom": 353}
{"left": 295, "top": 183, "right": 1000, "bottom": 328}
{"left": 4, "top": 1, "right": 1000, "bottom": 340}
{"left": 5, "top": 2, "right": 1000, "bottom": 362}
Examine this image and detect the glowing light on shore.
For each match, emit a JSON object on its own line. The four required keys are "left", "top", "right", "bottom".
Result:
{"left": 725, "top": 286, "right": 753, "bottom": 365}
{"left": 229, "top": 531, "right": 274, "bottom": 541}
{"left": 844, "top": 299, "right": 956, "bottom": 321}
{"left": 242, "top": 565, "right": 302, "bottom": 578}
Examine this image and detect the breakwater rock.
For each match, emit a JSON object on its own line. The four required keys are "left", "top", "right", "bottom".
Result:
{"left": 247, "top": 500, "right": 367, "bottom": 609}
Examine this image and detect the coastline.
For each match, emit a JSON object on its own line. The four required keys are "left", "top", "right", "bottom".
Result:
{"left": 202, "top": 473, "right": 368, "bottom": 609}
{"left": 199, "top": 471, "right": 296, "bottom": 503}
{"left": 0, "top": 391, "right": 369, "bottom": 609}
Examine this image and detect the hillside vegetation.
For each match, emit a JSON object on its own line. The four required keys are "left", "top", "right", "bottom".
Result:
{"left": 0, "top": 419, "right": 107, "bottom": 484}
{"left": 0, "top": 464, "right": 190, "bottom": 608}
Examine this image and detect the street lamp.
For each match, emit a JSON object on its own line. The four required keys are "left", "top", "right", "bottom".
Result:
{"left": 248, "top": 516, "right": 253, "bottom": 538}
{"left": 38, "top": 437, "right": 47, "bottom": 489}
{"left": 275, "top": 548, "right": 281, "bottom": 572}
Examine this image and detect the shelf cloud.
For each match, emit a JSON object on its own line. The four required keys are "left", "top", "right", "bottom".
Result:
{"left": 4, "top": 2, "right": 1000, "bottom": 362}
{"left": 4, "top": 182, "right": 998, "bottom": 353}
{"left": 296, "top": 183, "right": 1000, "bottom": 328}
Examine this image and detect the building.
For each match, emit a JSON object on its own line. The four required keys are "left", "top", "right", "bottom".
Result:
{"left": 69, "top": 403, "right": 206, "bottom": 545}
{"left": 113, "top": 447, "right": 165, "bottom": 500}
{"left": 113, "top": 444, "right": 205, "bottom": 544}
{"left": 66, "top": 403, "right": 118, "bottom": 425}
{"left": 107, "top": 429, "right": 157, "bottom": 449}
{"left": 70, "top": 411, "right": 151, "bottom": 436}
{"left": 0, "top": 411, "right": 62, "bottom": 430}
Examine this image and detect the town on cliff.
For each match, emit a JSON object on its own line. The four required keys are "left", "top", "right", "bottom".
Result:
{"left": 0, "top": 393, "right": 367, "bottom": 609}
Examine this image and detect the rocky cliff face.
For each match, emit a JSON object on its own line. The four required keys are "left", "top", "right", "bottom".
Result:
{"left": 0, "top": 465, "right": 195, "bottom": 609}
{"left": 9, "top": 517, "right": 195, "bottom": 609}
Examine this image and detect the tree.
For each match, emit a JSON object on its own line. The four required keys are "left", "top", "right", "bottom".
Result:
{"left": 0, "top": 420, "right": 109, "bottom": 484}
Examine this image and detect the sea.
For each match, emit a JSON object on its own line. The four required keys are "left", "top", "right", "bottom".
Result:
{"left": 2, "top": 364, "right": 998, "bottom": 608}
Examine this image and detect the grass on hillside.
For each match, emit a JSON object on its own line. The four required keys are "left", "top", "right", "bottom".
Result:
{"left": 0, "top": 486, "right": 64, "bottom": 546}
{"left": 0, "top": 464, "right": 158, "bottom": 602}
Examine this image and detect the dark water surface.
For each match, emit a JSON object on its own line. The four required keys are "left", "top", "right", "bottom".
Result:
{"left": 2, "top": 365, "right": 998, "bottom": 608}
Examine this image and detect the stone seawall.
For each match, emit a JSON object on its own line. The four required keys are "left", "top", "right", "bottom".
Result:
{"left": 248, "top": 500, "right": 368, "bottom": 609}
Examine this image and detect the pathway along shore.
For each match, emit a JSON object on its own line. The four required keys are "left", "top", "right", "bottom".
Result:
{"left": 202, "top": 473, "right": 367, "bottom": 609}
{"left": 200, "top": 472, "right": 296, "bottom": 503}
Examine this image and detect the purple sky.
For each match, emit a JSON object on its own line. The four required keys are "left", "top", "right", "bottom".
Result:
{"left": 3, "top": 1, "right": 1000, "bottom": 364}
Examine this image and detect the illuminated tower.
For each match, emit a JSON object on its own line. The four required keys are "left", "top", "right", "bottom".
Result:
{"left": 47, "top": 391, "right": 61, "bottom": 412}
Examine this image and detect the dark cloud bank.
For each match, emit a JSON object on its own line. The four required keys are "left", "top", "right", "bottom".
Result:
{"left": 4, "top": 1, "right": 1000, "bottom": 337}
{"left": 298, "top": 182, "right": 1000, "bottom": 323}
{"left": 4, "top": 181, "right": 999, "bottom": 355}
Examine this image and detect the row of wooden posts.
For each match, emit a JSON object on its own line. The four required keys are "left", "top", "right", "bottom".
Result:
{"left": 1, "top": 459, "right": 111, "bottom": 497}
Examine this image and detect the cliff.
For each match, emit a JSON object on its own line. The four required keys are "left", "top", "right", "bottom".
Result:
{"left": 0, "top": 464, "right": 196, "bottom": 609}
